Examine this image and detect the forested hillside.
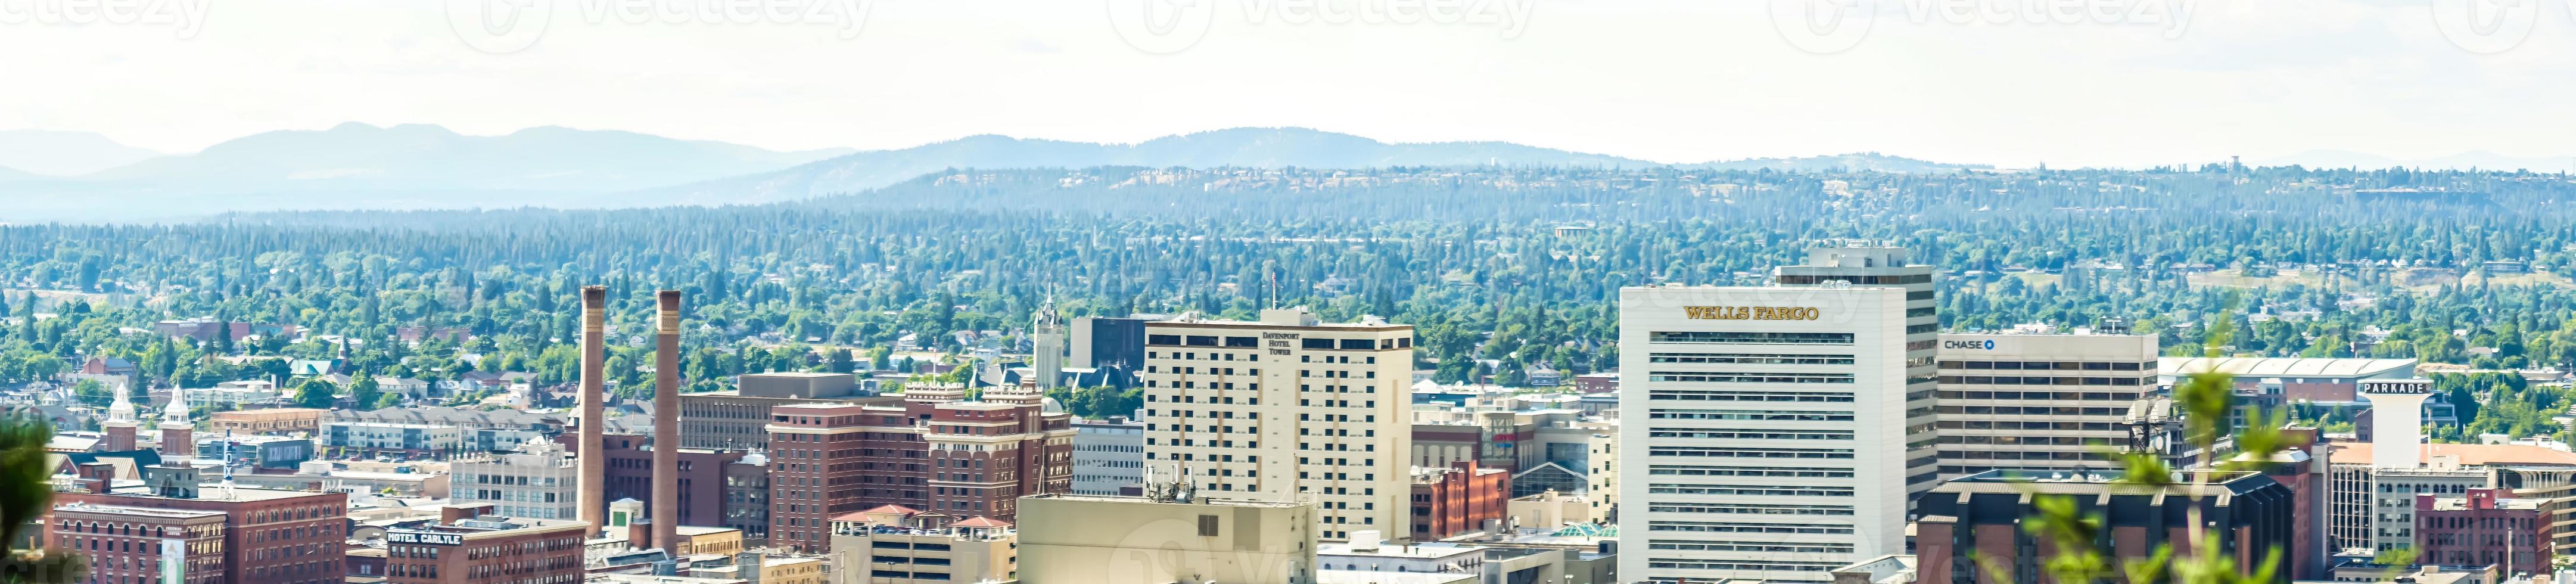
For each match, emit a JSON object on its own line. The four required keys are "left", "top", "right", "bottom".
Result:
{"left": 3, "top": 163, "right": 2574, "bottom": 396}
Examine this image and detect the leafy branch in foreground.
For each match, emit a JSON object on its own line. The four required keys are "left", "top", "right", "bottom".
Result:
{"left": 0, "top": 414, "right": 83, "bottom": 584}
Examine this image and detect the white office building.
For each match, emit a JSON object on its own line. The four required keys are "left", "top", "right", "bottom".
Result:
{"left": 451, "top": 439, "right": 580, "bottom": 520}
{"left": 1138, "top": 307, "right": 1415, "bottom": 540}
{"left": 1072, "top": 415, "right": 1147, "bottom": 496}
{"left": 1618, "top": 246, "right": 1936, "bottom": 584}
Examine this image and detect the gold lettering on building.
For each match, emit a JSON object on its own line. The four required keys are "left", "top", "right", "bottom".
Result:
{"left": 1683, "top": 306, "right": 1819, "bottom": 321}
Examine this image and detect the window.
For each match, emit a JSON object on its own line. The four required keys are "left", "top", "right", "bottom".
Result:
{"left": 1197, "top": 515, "right": 1219, "bottom": 537}
{"left": 1650, "top": 331, "right": 1854, "bottom": 345}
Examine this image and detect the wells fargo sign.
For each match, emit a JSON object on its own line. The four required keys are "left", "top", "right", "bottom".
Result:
{"left": 1683, "top": 306, "right": 1820, "bottom": 321}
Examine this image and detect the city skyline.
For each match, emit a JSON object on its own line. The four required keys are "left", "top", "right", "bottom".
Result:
{"left": 1, "top": 1, "right": 2568, "bottom": 170}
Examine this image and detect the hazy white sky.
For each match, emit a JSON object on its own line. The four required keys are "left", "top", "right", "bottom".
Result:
{"left": 3, "top": 0, "right": 2568, "bottom": 167}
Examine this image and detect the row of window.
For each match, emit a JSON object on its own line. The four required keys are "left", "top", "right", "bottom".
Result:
{"left": 1644, "top": 502, "right": 1855, "bottom": 515}
{"left": 1646, "top": 539, "right": 1856, "bottom": 554}
{"left": 1650, "top": 331, "right": 1855, "bottom": 345}
{"left": 1648, "top": 446, "right": 1855, "bottom": 459}
{"left": 1939, "top": 375, "right": 2147, "bottom": 386}
{"left": 1646, "top": 521, "right": 1856, "bottom": 535}
{"left": 1647, "top": 409, "right": 1853, "bottom": 422}
{"left": 1939, "top": 360, "right": 2151, "bottom": 371}
{"left": 1147, "top": 335, "right": 1410, "bottom": 350}
{"left": 1647, "top": 390, "right": 1853, "bottom": 403}
{"left": 1647, "top": 429, "right": 1854, "bottom": 441}
{"left": 1645, "top": 483, "right": 1856, "bottom": 497}
{"left": 1648, "top": 372, "right": 1856, "bottom": 384}
{"left": 1646, "top": 465, "right": 1855, "bottom": 479}
{"left": 1648, "top": 353, "right": 1855, "bottom": 365}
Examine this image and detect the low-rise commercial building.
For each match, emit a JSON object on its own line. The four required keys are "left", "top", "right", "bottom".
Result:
{"left": 452, "top": 440, "right": 580, "bottom": 520}
{"left": 1017, "top": 492, "right": 1317, "bottom": 584}
{"left": 383, "top": 504, "right": 588, "bottom": 584}
{"left": 1911, "top": 470, "right": 2295, "bottom": 584}
{"left": 1410, "top": 461, "right": 1509, "bottom": 541}
{"left": 825, "top": 505, "right": 1017, "bottom": 584}
{"left": 2416, "top": 489, "right": 2549, "bottom": 574}
{"left": 207, "top": 408, "right": 327, "bottom": 435}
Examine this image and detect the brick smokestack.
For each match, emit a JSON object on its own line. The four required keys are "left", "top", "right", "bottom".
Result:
{"left": 578, "top": 285, "right": 608, "bottom": 535}
{"left": 652, "top": 290, "right": 682, "bottom": 550}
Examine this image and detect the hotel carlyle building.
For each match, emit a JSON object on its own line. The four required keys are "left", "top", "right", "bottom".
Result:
{"left": 1618, "top": 246, "right": 1937, "bottom": 584}
{"left": 1137, "top": 307, "right": 1416, "bottom": 540}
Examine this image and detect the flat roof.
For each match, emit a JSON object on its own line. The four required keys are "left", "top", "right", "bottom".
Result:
{"left": 1023, "top": 493, "right": 1309, "bottom": 508}
{"left": 52, "top": 502, "right": 225, "bottom": 519}
{"left": 2159, "top": 356, "right": 2417, "bottom": 378}
{"left": 2328, "top": 442, "right": 2576, "bottom": 467}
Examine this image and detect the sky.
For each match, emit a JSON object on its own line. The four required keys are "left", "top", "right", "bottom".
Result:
{"left": 2, "top": 0, "right": 2570, "bottom": 169}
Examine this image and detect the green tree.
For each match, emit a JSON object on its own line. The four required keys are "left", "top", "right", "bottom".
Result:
{"left": 294, "top": 379, "right": 340, "bottom": 409}
{"left": 1, "top": 415, "right": 86, "bottom": 583}
{"left": 347, "top": 374, "right": 381, "bottom": 411}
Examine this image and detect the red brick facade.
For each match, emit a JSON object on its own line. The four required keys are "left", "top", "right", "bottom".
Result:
{"left": 2416, "top": 489, "right": 2549, "bottom": 574}
{"left": 1409, "top": 460, "right": 1509, "bottom": 540}
{"left": 55, "top": 489, "right": 347, "bottom": 584}
{"left": 763, "top": 386, "right": 1074, "bottom": 552}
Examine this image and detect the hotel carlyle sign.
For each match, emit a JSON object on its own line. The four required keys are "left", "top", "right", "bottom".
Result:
{"left": 387, "top": 530, "right": 465, "bottom": 546}
{"left": 1683, "top": 306, "right": 1820, "bottom": 321}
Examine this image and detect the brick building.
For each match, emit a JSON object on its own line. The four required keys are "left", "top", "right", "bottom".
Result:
{"left": 763, "top": 383, "right": 1074, "bottom": 552}
{"left": 383, "top": 504, "right": 587, "bottom": 584}
{"left": 1409, "top": 460, "right": 1510, "bottom": 540}
{"left": 1912, "top": 470, "right": 2294, "bottom": 584}
{"left": 557, "top": 433, "right": 743, "bottom": 529}
{"left": 48, "top": 502, "right": 228, "bottom": 584}
{"left": 206, "top": 408, "right": 328, "bottom": 436}
{"left": 2416, "top": 489, "right": 2549, "bottom": 574}
{"left": 55, "top": 468, "right": 349, "bottom": 584}
{"left": 678, "top": 372, "right": 889, "bottom": 451}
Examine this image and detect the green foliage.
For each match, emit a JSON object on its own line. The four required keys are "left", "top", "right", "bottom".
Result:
{"left": 347, "top": 374, "right": 381, "bottom": 411}
{"left": 0, "top": 414, "right": 85, "bottom": 584}
{"left": 294, "top": 378, "right": 339, "bottom": 409}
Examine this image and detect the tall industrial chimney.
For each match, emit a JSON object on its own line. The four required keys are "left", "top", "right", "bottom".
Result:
{"left": 652, "top": 290, "right": 683, "bottom": 550}
{"left": 578, "top": 285, "right": 608, "bottom": 533}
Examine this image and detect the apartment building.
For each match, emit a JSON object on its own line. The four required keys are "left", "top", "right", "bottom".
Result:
{"left": 1617, "top": 245, "right": 1936, "bottom": 584}
{"left": 1136, "top": 307, "right": 1415, "bottom": 541}
{"left": 762, "top": 384, "right": 1075, "bottom": 552}
{"left": 1933, "top": 331, "right": 2158, "bottom": 479}
{"left": 450, "top": 440, "right": 578, "bottom": 520}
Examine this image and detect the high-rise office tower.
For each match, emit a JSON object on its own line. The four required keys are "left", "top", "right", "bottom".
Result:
{"left": 1618, "top": 245, "right": 1935, "bottom": 584}
{"left": 1931, "top": 330, "right": 2158, "bottom": 480}
{"left": 1137, "top": 307, "right": 1414, "bottom": 540}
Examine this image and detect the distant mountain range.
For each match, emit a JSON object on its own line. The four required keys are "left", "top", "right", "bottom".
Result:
{"left": 2255, "top": 150, "right": 2575, "bottom": 173}
{"left": 1, "top": 124, "right": 1986, "bottom": 222}
{"left": 639, "top": 128, "right": 1990, "bottom": 205}
{"left": 0, "top": 129, "right": 164, "bottom": 176}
